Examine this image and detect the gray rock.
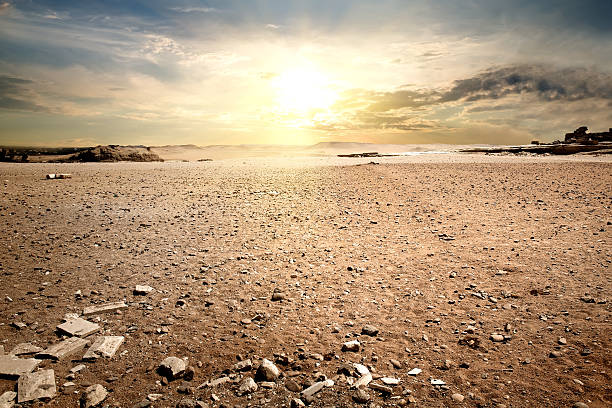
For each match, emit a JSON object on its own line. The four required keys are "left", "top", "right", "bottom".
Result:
{"left": 80, "top": 384, "right": 107, "bottom": 408}
{"left": 17, "top": 369, "right": 56, "bottom": 403}
{"left": 37, "top": 337, "right": 89, "bottom": 360}
{"left": 390, "top": 359, "right": 402, "bottom": 369}
{"left": 490, "top": 334, "right": 504, "bottom": 342}
{"left": 70, "top": 364, "right": 86, "bottom": 374}
{"left": 549, "top": 350, "right": 562, "bottom": 358}
{"left": 342, "top": 340, "right": 360, "bottom": 352}
{"left": 82, "top": 301, "right": 127, "bottom": 316}
{"left": 301, "top": 379, "right": 333, "bottom": 399}
{"left": 57, "top": 318, "right": 100, "bottom": 337}
{"left": 9, "top": 343, "right": 43, "bottom": 356}
{"left": 83, "top": 336, "right": 124, "bottom": 360}
{"left": 232, "top": 359, "right": 252, "bottom": 372}
{"left": 159, "top": 357, "right": 186, "bottom": 380}
{"left": 352, "top": 373, "right": 372, "bottom": 389}
{"left": 451, "top": 393, "right": 465, "bottom": 402}
{"left": 0, "top": 355, "right": 41, "bottom": 378}
{"left": 352, "top": 388, "right": 370, "bottom": 403}
{"left": 237, "top": 377, "right": 258, "bottom": 395}
{"left": 134, "top": 285, "right": 153, "bottom": 295}
{"left": 0, "top": 391, "right": 16, "bottom": 408}
{"left": 361, "top": 325, "right": 379, "bottom": 337}
{"left": 256, "top": 359, "right": 280, "bottom": 381}
{"left": 285, "top": 378, "right": 301, "bottom": 392}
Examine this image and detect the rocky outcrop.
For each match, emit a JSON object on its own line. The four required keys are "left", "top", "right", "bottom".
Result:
{"left": 59, "top": 145, "right": 163, "bottom": 162}
{"left": 564, "top": 126, "right": 612, "bottom": 144}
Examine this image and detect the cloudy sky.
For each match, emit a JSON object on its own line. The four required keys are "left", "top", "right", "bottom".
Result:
{"left": 1, "top": 0, "right": 611, "bottom": 146}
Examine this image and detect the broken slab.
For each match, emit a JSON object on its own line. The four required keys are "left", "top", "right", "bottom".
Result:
{"left": 0, "top": 355, "right": 41, "bottom": 378}
{"left": 10, "top": 343, "right": 43, "bottom": 357}
{"left": 37, "top": 337, "right": 89, "bottom": 360}
{"left": 83, "top": 301, "right": 127, "bottom": 316}
{"left": 17, "top": 369, "right": 56, "bottom": 403}
{"left": 80, "top": 384, "right": 107, "bottom": 408}
{"left": 134, "top": 285, "right": 153, "bottom": 295}
{"left": 83, "top": 336, "right": 124, "bottom": 361}
{"left": 0, "top": 391, "right": 16, "bottom": 408}
{"left": 352, "top": 373, "right": 372, "bottom": 389}
{"left": 57, "top": 318, "right": 100, "bottom": 337}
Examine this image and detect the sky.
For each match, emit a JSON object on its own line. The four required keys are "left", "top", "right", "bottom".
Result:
{"left": 1, "top": 0, "right": 611, "bottom": 146}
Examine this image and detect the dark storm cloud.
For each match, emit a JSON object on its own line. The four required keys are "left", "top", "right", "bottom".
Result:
{"left": 0, "top": 75, "right": 48, "bottom": 112}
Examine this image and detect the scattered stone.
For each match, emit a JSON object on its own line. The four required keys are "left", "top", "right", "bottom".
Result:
{"left": 407, "top": 368, "right": 422, "bottom": 376}
{"left": 558, "top": 337, "right": 567, "bottom": 345}
{"left": 176, "top": 399, "right": 197, "bottom": 408}
{"left": 573, "top": 403, "right": 589, "bottom": 408}
{"left": 11, "top": 322, "right": 26, "bottom": 330}
{"left": 17, "top": 369, "right": 56, "bottom": 403}
{"left": 237, "top": 377, "right": 258, "bottom": 395}
{"left": 354, "top": 363, "right": 370, "bottom": 376}
{"left": 83, "top": 336, "right": 124, "bottom": 360}
{"left": 0, "top": 391, "right": 16, "bottom": 408}
{"left": 0, "top": 355, "right": 41, "bottom": 378}
{"left": 381, "top": 377, "right": 400, "bottom": 385}
{"left": 134, "top": 285, "right": 154, "bottom": 295}
{"left": 10, "top": 343, "right": 43, "bottom": 356}
{"left": 342, "top": 340, "right": 360, "bottom": 352}
{"left": 82, "top": 301, "right": 127, "bottom": 316}
{"left": 209, "top": 376, "right": 231, "bottom": 387}
{"left": 184, "top": 366, "right": 196, "bottom": 381}
{"left": 70, "top": 364, "right": 86, "bottom": 374}
{"left": 301, "top": 379, "right": 332, "bottom": 399}
{"left": 37, "top": 337, "right": 89, "bottom": 360}
{"left": 80, "top": 384, "right": 107, "bottom": 408}
{"left": 232, "top": 359, "right": 252, "bottom": 372}
{"left": 451, "top": 393, "right": 465, "bottom": 402}
{"left": 271, "top": 290, "right": 285, "bottom": 301}
{"left": 158, "top": 357, "right": 186, "bottom": 380}
{"left": 361, "top": 325, "right": 379, "bottom": 337}
{"left": 256, "top": 359, "right": 280, "bottom": 381}
{"left": 390, "top": 359, "right": 402, "bottom": 369}
{"left": 285, "top": 378, "right": 301, "bottom": 392}
{"left": 490, "top": 334, "right": 505, "bottom": 342}
{"left": 290, "top": 398, "right": 305, "bottom": 408}
{"left": 352, "top": 388, "right": 370, "bottom": 403}
{"left": 549, "top": 350, "right": 562, "bottom": 358}
{"left": 57, "top": 318, "right": 100, "bottom": 337}
{"left": 430, "top": 378, "right": 446, "bottom": 386}
{"left": 352, "top": 373, "right": 372, "bottom": 389}
{"left": 369, "top": 382, "right": 393, "bottom": 393}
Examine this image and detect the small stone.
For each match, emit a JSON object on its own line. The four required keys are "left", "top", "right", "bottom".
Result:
{"left": 342, "top": 340, "right": 360, "bottom": 352}
{"left": 573, "top": 403, "right": 589, "bottom": 408}
{"left": 83, "top": 336, "right": 124, "bottom": 360}
{"left": 381, "top": 377, "right": 400, "bottom": 385}
{"left": 490, "top": 334, "right": 504, "bottom": 342}
{"left": 285, "top": 378, "right": 301, "bottom": 392}
{"left": 237, "top": 377, "right": 258, "bottom": 395}
{"left": 362, "top": 325, "right": 379, "bottom": 337}
{"left": 407, "top": 368, "right": 422, "bottom": 376}
{"left": 232, "top": 359, "right": 252, "bottom": 372}
{"left": 290, "top": 398, "right": 305, "bottom": 408}
{"left": 57, "top": 318, "right": 100, "bottom": 337}
{"left": 256, "top": 359, "right": 280, "bottom": 381}
{"left": 80, "top": 384, "right": 107, "bottom": 408}
{"left": 271, "top": 291, "right": 285, "bottom": 301}
{"left": 558, "top": 337, "right": 567, "bottom": 345}
{"left": 430, "top": 378, "right": 446, "bottom": 386}
{"left": 352, "top": 388, "right": 370, "bottom": 403}
{"left": 17, "top": 369, "right": 56, "bottom": 403}
{"left": 82, "top": 301, "right": 127, "bottom": 316}
{"left": 390, "top": 359, "right": 402, "bottom": 369}
{"left": 0, "top": 355, "right": 41, "bottom": 378}
{"left": 134, "top": 285, "right": 153, "bottom": 295}
{"left": 9, "top": 343, "right": 43, "bottom": 356}
{"left": 184, "top": 366, "right": 196, "bottom": 381}
{"left": 70, "top": 364, "right": 86, "bottom": 374}
{"left": 0, "top": 391, "right": 16, "bottom": 408}
{"left": 369, "top": 382, "right": 393, "bottom": 393}
{"left": 549, "top": 350, "right": 562, "bottom": 358}
{"left": 354, "top": 363, "right": 370, "bottom": 376}
{"left": 159, "top": 357, "right": 186, "bottom": 380}
{"left": 176, "top": 399, "right": 197, "bottom": 408}
{"left": 352, "top": 373, "right": 372, "bottom": 389}
{"left": 451, "top": 393, "right": 465, "bottom": 402}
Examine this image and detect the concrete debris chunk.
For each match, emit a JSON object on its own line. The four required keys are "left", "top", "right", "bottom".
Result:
{"left": 9, "top": 343, "right": 42, "bottom": 357}
{"left": 57, "top": 317, "right": 100, "bottom": 337}
{"left": 352, "top": 373, "right": 372, "bottom": 389}
{"left": 256, "top": 358, "right": 280, "bottom": 382}
{"left": 83, "top": 336, "right": 124, "bottom": 360}
{"left": 0, "top": 391, "right": 16, "bottom": 408}
{"left": 0, "top": 355, "right": 41, "bottom": 378}
{"left": 354, "top": 363, "right": 370, "bottom": 376}
{"left": 134, "top": 285, "right": 153, "bottom": 295}
{"left": 342, "top": 340, "right": 360, "bottom": 352}
{"left": 37, "top": 337, "right": 89, "bottom": 360}
{"left": 17, "top": 369, "right": 56, "bottom": 403}
{"left": 80, "top": 384, "right": 107, "bottom": 408}
{"left": 301, "top": 379, "right": 333, "bottom": 399}
{"left": 158, "top": 357, "right": 186, "bottom": 380}
{"left": 83, "top": 301, "right": 127, "bottom": 316}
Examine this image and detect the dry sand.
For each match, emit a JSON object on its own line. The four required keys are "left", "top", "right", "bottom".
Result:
{"left": 0, "top": 154, "right": 610, "bottom": 407}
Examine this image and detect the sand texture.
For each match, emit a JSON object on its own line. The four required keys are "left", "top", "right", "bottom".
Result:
{"left": 0, "top": 156, "right": 610, "bottom": 407}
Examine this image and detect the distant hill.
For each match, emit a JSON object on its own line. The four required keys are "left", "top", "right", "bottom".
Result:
{"left": 57, "top": 145, "right": 163, "bottom": 162}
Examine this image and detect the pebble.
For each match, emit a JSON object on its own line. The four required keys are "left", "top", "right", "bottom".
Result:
{"left": 256, "top": 359, "right": 280, "bottom": 381}
{"left": 361, "top": 324, "right": 379, "bottom": 336}
{"left": 451, "top": 393, "right": 465, "bottom": 402}
{"left": 407, "top": 368, "right": 422, "bottom": 376}
{"left": 490, "top": 334, "right": 505, "bottom": 342}
{"left": 549, "top": 350, "right": 562, "bottom": 358}
{"left": 352, "top": 388, "right": 370, "bottom": 403}
{"left": 342, "top": 340, "right": 360, "bottom": 352}
{"left": 134, "top": 285, "right": 153, "bottom": 295}
{"left": 558, "top": 337, "right": 567, "bottom": 345}
{"left": 159, "top": 357, "right": 186, "bottom": 380}
{"left": 237, "top": 377, "right": 258, "bottom": 395}
{"left": 80, "top": 384, "right": 108, "bottom": 408}
{"left": 573, "top": 403, "right": 589, "bottom": 408}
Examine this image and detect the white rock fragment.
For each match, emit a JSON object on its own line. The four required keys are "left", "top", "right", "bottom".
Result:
{"left": 83, "top": 336, "right": 124, "bottom": 361}
{"left": 354, "top": 363, "right": 370, "bottom": 376}
{"left": 407, "top": 368, "right": 422, "bottom": 376}
{"left": 237, "top": 377, "right": 258, "bottom": 395}
{"left": 70, "top": 364, "right": 86, "bottom": 374}
{"left": 430, "top": 378, "right": 446, "bottom": 386}
{"left": 301, "top": 379, "right": 334, "bottom": 399}
{"left": 57, "top": 318, "right": 100, "bottom": 337}
{"left": 158, "top": 357, "right": 186, "bottom": 380}
{"left": 342, "top": 340, "right": 360, "bottom": 352}
{"left": 352, "top": 373, "right": 372, "bottom": 389}
{"left": 381, "top": 377, "right": 400, "bottom": 385}
{"left": 256, "top": 359, "right": 280, "bottom": 381}
{"left": 80, "top": 384, "right": 107, "bottom": 408}
{"left": 0, "top": 355, "right": 41, "bottom": 378}
{"left": 37, "top": 337, "right": 89, "bottom": 360}
{"left": 82, "top": 301, "right": 127, "bottom": 316}
{"left": 134, "top": 285, "right": 153, "bottom": 295}
{"left": 17, "top": 369, "right": 56, "bottom": 403}
{"left": 0, "top": 391, "right": 16, "bottom": 408}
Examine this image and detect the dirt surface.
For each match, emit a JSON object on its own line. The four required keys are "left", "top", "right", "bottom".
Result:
{"left": 0, "top": 156, "right": 610, "bottom": 407}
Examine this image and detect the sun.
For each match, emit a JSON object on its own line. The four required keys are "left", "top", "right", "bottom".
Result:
{"left": 272, "top": 68, "right": 338, "bottom": 113}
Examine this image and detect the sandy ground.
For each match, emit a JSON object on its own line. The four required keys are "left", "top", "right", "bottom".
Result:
{"left": 0, "top": 154, "right": 610, "bottom": 408}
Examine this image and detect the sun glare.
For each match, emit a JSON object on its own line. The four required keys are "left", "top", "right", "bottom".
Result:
{"left": 273, "top": 68, "right": 338, "bottom": 113}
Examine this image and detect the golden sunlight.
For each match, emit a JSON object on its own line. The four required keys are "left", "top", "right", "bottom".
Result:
{"left": 272, "top": 68, "right": 338, "bottom": 113}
